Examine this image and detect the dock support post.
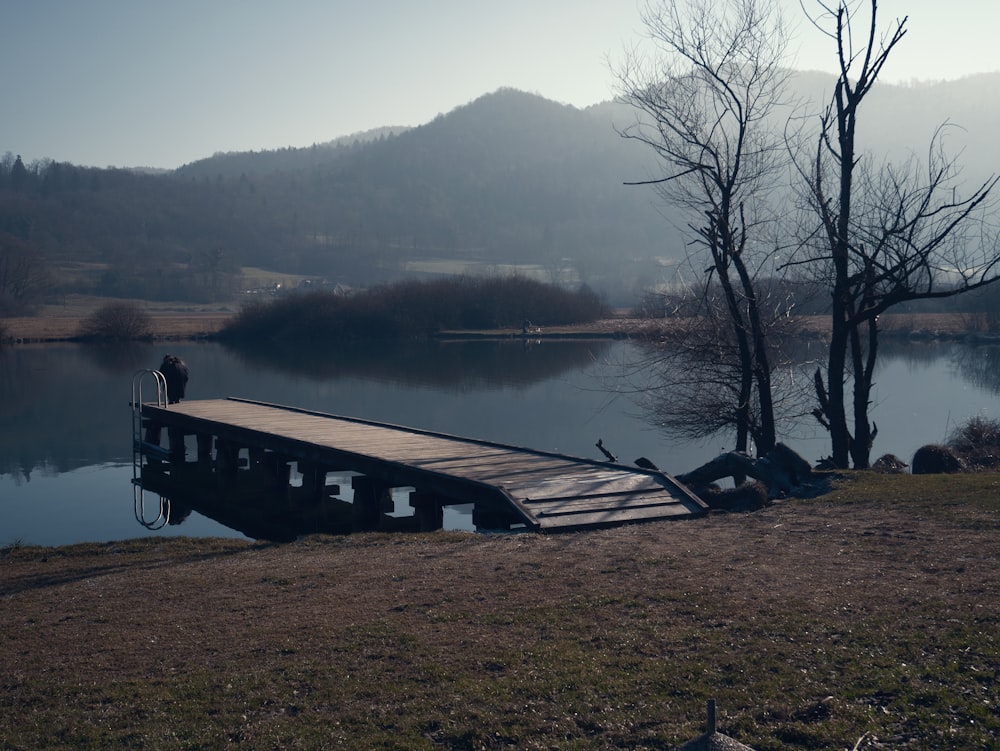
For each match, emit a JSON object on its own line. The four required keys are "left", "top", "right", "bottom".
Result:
{"left": 168, "top": 427, "right": 186, "bottom": 462}
{"left": 215, "top": 439, "right": 240, "bottom": 487}
{"left": 351, "top": 476, "right": 392, "bottom": 531}
{"left": 270, "top": 454, "right": 292, "bottom": 490}
{"left": 472, "top": 508, "right": 515, "bottom": 531}
{"left": 143, "top": 421, "right": 162, "bottom": 447}
{"left": 299, "top": 462, "right": 330, "bottom": 506}
{"left": 196, "top": 433, "right": 213, "bottom": 463}
{"left": 409, "top": 491, "right": 445, "bottom": 531}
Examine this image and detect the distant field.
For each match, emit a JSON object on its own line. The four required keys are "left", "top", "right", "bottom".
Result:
{"left": 1, "top": 281, "right": 980, "bottom": 345}
{"left": 2, "top": 265, "right": 319, "bottom": 342}
{"left": 240, "top": 266, "right": 312, "bottom": 290}
{"left": 403, "top": 258, "right": 579, "bottom": 285}
{"left": 2, "top": 295, "right": 235, "bottom": 341}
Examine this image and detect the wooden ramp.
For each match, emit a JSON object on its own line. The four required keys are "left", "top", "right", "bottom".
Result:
{"left": 138, "top": 397, "right": 707, "bottom": 532}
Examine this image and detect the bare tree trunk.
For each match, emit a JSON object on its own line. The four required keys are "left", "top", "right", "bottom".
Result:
{"left": 730, "top": 240, "right": 776, "bottom": 453}
{"left": 849, "top": 310, "right": 879, "bottom": 468}
{"left": 826, "top": 301, "right": 852, "bottom": 467}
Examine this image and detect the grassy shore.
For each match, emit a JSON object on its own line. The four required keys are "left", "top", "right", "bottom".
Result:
{"left": 1, "top": 296, "right": 235, "bottom": 342}
{"left": 1, "top": 297, "right": 984, "bottom": 344}
{"left": 2, "top": 472, "right": 998, "bottom": 750}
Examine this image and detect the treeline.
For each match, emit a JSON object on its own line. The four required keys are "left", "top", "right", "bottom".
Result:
{"left": 220, "top": 276, "right": 607, "bottom": 342}
{"left": 0, "top": 153, "right": 252, "bottom": 307}
{"left": 633, "top": 277, "right": 1000, "bottom": 321}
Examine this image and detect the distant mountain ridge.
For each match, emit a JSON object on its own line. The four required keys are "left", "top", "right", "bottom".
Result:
{"left": 1, "top": 73, "right": 998, "bottom": 307}
{"left": 175, "top": 126, "right": 413, "bottom": 179}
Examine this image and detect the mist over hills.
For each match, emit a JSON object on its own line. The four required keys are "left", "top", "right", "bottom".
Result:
{"left": 1, "top": 73, "right": 998, "bottom": 308}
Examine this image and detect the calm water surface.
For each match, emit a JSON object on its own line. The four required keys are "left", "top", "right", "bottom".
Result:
{"left": 1, "top": 338, "right": 997, "bottom": 547}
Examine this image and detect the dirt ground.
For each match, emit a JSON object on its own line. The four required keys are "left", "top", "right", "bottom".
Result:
{"left": 2, "top": 482, "right": 998, "bottom": 749}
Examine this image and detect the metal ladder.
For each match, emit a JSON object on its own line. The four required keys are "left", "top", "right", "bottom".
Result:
{"left": 131, "top": 369, "right": 171, "bottom": 529}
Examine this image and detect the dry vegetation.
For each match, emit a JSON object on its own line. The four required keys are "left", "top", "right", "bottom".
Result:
{"left": 3, "top": 303, "right": 981, "bottom": 346}
{"left": 2, "top": 473, "right": 998, "bottom": 750}
{"left": 2, "top": 295, "right": 234, "bottom": 342}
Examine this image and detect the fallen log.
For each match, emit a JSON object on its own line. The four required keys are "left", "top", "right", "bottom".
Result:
{"left": 675, "top": 443, "right": 813, "bottom": 500}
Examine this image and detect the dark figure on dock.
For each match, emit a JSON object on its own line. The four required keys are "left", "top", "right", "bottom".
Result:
{"left": 159, "top": 354, "right": 189, "bottom": 404}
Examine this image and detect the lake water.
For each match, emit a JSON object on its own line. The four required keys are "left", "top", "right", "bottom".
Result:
{"left": 1, "top": 337, "right": 997, "bottom": 547}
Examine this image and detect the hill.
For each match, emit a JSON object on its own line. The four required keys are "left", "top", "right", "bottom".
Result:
{"left": 1, "top": 74, "right": 998, "bottom": 310}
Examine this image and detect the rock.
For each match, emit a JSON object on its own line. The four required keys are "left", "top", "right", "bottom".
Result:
{"left": 676, "top": 443, "right": 813, "bottom": 499}
{"left": 911, "top": 444, "right": 965, "bottom": 474}
{"left": 872, "top": 454, "right": 908, "bottom": 474}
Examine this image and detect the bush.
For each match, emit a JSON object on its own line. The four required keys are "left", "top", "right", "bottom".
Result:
{"left": 947, "top": 416, "right": 1000, "bottom": 470}
{"left": 78, "top": 302, "right": 153, "bottom": 341}
{"left": 220, "top": 276, "right": 608, "bottom": 343}
{"left": 911, "top": 444, "right": 965, "bottom": 474}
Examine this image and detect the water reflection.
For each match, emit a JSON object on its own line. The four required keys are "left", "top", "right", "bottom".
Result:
{"left": 134, "top": 461, "right": 361, "bottom": 543}
{"left": 1, "top": 337, "right": 997, "bottom": 547}
{"left": 953, "top": 344, "right": 1000, "bottom": 394}
{"left": 222, "top": 337, "right": 610, "bottom": 390}
{"left": 78, "top": 341, "right": 156, "bottom": 375}
{"left": 0, "top": 343, "right": 154, "bottom": 481}
{"left": 0, "top": 339, "right": 613, "bottom": 480}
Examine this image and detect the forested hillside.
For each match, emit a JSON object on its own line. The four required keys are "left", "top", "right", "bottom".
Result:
{"left": 1, "top": 74, "right": 997, "bottom": 312}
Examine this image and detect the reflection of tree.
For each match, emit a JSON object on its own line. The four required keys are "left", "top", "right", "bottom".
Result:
{"left": 221, "top": 338, "right": 611, "bottom": 391}
{"left": 876, "top": 339, "right": 954, "bottom": 370}
{"left": 620, "top": 332, "right": 814, "bottom": 450}
{"left": 0, "top": 345, "right": 143, "bottom": 478}
{"left": 0, "top": 347, "right": 54, "bottom": 478}
{"left": 78, "top": 341, "right": 158, "bottom": 375}
{"left": 953, "top": 345, "right": 1000, "bottom": 395}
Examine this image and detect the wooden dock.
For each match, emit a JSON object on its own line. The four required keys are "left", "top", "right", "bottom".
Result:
{"left": 135, "top": 397, "right": 707, "bottom": 535}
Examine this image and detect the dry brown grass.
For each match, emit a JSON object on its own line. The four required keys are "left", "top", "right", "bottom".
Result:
{"left": 2, "top": 299, "right": 976, "bottom": 345}
{"left": 2, "top": 296, "right": 233, "bottom": 341}
{"left": 2, "top": 474, "right": 998, "bottom": 750}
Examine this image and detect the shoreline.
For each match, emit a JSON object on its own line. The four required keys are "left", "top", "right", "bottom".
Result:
{"left": 3, "top": 310, "right": 996, "bottom": 345}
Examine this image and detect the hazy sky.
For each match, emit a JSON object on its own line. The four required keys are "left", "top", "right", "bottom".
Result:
{"left": 5, "top": 0, "right": 998, "bottom": 169}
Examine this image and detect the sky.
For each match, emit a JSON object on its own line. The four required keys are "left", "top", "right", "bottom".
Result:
{"left": 4, "top": 0, "right": 998, "bottom": 170}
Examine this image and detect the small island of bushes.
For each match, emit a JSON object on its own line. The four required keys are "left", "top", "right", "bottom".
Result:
{"left": 219, "top": 275, "right": 607, "bottom": 342}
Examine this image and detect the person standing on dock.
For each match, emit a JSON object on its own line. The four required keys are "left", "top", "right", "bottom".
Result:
{"left": 159, "top": 354, "right": 189, "bottom": 404}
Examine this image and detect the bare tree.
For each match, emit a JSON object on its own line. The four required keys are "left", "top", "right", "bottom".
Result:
{"left": 78, "top": 302, "right": 153, "bottom": 341}
{"left": 795, "top": 0, "right": 1000, "bottom": 468}
{"left": 0, "top": 233, "right": 52, "bottom": 315}
{"left": 621, "top": 272, "right": 813, "bottom": 455}
{"left": 615, "top": 0, "right": 793, "bottom": 453}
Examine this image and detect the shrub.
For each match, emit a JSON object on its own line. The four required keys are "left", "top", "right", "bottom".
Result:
{"left": 911, "top": 444, "right": 965, "bottom": 474}
{"left": 78, "top": 302, "right": 153, "bottom": 341}
{"left": 947, "top": 416, "right": 1000, "bottom": 470}
{"left": 220, "top": 276, "right": 608, "bottom": 343}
